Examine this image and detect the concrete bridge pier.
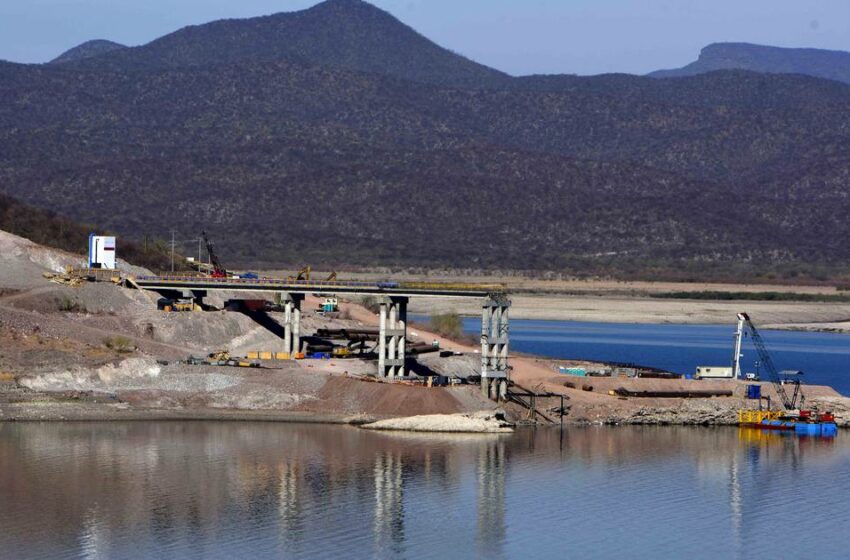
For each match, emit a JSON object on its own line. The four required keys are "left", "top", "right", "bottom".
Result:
{"left": 481, "top": 297, "right": 510, "bottom": 399}
{"left": 378, "top": 296, "right": 408, "bottom": 378}
{"left": 281, "top": 293, "right": 305, "bottom": 357}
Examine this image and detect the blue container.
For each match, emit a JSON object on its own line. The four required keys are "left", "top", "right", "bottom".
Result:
{"left": 746, "top": 385, "right": 762, "bottom": 400}
{"left": 795, "top": 422, "right": 838, "bottom": 437}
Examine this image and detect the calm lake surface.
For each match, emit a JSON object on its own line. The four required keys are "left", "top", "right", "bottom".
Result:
{"left": 1, "top": 422, "right": 848, "bottom": 559}
{"left": 456, "top": 318, "right": 850, "bottom": 396}
{"left": 3, "top": 321, "right": 849, "bottom": 558}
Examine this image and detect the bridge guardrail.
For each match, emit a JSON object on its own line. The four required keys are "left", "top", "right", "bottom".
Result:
{"left": 132, "top": 275, "right": 506, "bottom": 294}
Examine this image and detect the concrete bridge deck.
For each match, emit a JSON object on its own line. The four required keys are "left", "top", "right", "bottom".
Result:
{"left": 130, "top": 274, "right": 511, "bottom": 395}
{"left": 132, "top": 275, "right": 505, "bottom": 299}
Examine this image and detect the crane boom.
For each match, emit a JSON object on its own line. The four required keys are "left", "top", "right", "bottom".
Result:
{"left": 737, "top": 313, "right": 804, "bottom": 411}
{"left": 201, "top": 231, "right": 227, "bottom": 277}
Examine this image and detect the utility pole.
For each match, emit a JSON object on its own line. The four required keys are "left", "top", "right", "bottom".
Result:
{"left": 197, "top": 237, "right": 202, "bottom": 270}
{"left": 170, "top": 230, "right": 176, "bottom": 273}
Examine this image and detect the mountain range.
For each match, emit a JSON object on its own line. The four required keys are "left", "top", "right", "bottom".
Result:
{"left": 1, "top": 0, "right": 849, "bottom": 280}
{"left": 650, "top": 42, "right": 850, "bottom": 84}
{"left": 49, "top": 39, "right": 127, "bottom": 65}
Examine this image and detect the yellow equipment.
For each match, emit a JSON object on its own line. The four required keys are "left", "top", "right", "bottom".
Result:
{"left": 738, "top": 410, "right": 783, "bottom": 425}
{"left": 208, "top": 350, "right": 232, "bottom": 361}
{"left": 288, "top": 266, "right": 311, "bottom": 281}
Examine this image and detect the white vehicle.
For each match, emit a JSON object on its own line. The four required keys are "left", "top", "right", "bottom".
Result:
{"left": 695, "top": 366, "right": 734, "bottom": 379}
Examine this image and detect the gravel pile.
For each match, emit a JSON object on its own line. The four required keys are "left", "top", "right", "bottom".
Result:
{"left": 0, "top": 230, "right": 85, "bottom": 289}
{"left": 361, "top": 410, "right": 513, "bottom": 433}
{"left": 20, "top": 358, "right": 162, "bottom": 392}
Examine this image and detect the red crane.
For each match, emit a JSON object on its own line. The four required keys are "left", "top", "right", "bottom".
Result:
{"left": 202, "top": 231, "right": 227, "bottom": 278}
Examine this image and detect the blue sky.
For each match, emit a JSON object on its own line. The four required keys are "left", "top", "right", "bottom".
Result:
{"left": 1, "top": 0, "right": 849, "bottom": 75}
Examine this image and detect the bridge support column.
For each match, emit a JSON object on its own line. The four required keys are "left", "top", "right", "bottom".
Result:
{"left": 378, "top": 296, "right": 408, "bottom": 378}
{"left": 480, "top": 297, "right": 510, "bottom": 399}
{"left": 281, "top": 293, "right": 304, "bottom": 357}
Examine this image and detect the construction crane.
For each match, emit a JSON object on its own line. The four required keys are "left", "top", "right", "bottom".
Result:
{"left": 734, "top": 312, "right": 804, "bottom": 411}
{"left": 201, "top": 231, "right": 227, "bottom": 278}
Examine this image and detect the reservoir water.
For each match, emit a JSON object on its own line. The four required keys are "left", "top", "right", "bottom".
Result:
{"left": 2, "top": 321, "right": 848, "bottom": 558}
{"left": 457, "top": 318, "right": 850, "bottom": 396}
{"left": 1, "top": 422, "right": 848, "bottom": 559}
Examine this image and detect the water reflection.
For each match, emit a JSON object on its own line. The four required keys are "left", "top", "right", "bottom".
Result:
{"left": 373, "top": 451, "right": 404, "bottom": 555}
{"left": 0, "top": 423, "right": 847, "bottom": 559}
{"left": 477, "top": 440, "right": 506, "bottom": 558}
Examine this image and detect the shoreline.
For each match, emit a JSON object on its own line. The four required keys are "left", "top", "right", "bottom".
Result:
{"left": 406, "top": 294, "right": 850, "bottom": 333}
{"left": 3, "top": 405, "right": 847, "bottom": 430}
{"left": 0, "top": 403, "right": 375, "bottom": 424}
{"left": 2, "top": 231, "right": 848, "bottom": 430}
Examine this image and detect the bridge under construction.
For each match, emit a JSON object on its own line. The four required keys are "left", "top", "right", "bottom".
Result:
{"left": 131, "top": 275, "right": 512, "bottom": 397}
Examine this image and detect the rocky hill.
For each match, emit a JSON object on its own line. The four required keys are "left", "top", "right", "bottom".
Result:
{"left": 49, "top": 39, "right": 127, "bottom": 64}
{"left": 1, "top": 0, "right": 849, "bottom": 280}
{"left": 650, "top": 42, "right": 850, "bottom": 85}
{"left": 64, "top": 0, "right": 507, "bottom": 89}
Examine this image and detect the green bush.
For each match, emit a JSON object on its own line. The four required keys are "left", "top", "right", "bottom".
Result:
{"left": 652, "top": 291, "right": 850, "bottom": 303}
{"left": 360, "top": 295, "right": 381, "bottom": 314}
{"left": 429, "top": 312, "right": 463, "bottom": 340}
{"left": 103, "top": 336, "right": 135, "bottom": 353}
{"left": 58, "top": 296, "right": 85, "bottom": 312}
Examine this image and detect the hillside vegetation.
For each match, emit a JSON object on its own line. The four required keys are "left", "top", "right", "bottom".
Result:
{"left": 0, "top": 193, "right": 177, "bottom": 272}
{"left": 0, "top": 0, "right": 849, "bottom": 281}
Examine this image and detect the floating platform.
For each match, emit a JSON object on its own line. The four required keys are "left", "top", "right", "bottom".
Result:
{"left": 738, "top": 410, "right": 838, "bottom": 437}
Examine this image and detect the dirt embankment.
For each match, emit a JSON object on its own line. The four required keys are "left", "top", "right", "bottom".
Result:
{"left": 0, "top": 229, "right": 500, "bottom": 423}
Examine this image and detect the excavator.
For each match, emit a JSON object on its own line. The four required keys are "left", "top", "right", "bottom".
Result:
{"left": 288, "top": 266, "right": 311, "bottom": 281}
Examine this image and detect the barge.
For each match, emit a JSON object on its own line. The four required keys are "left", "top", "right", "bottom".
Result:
{"left": 738, "top": 410, "right": 838, "bottom": 437}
